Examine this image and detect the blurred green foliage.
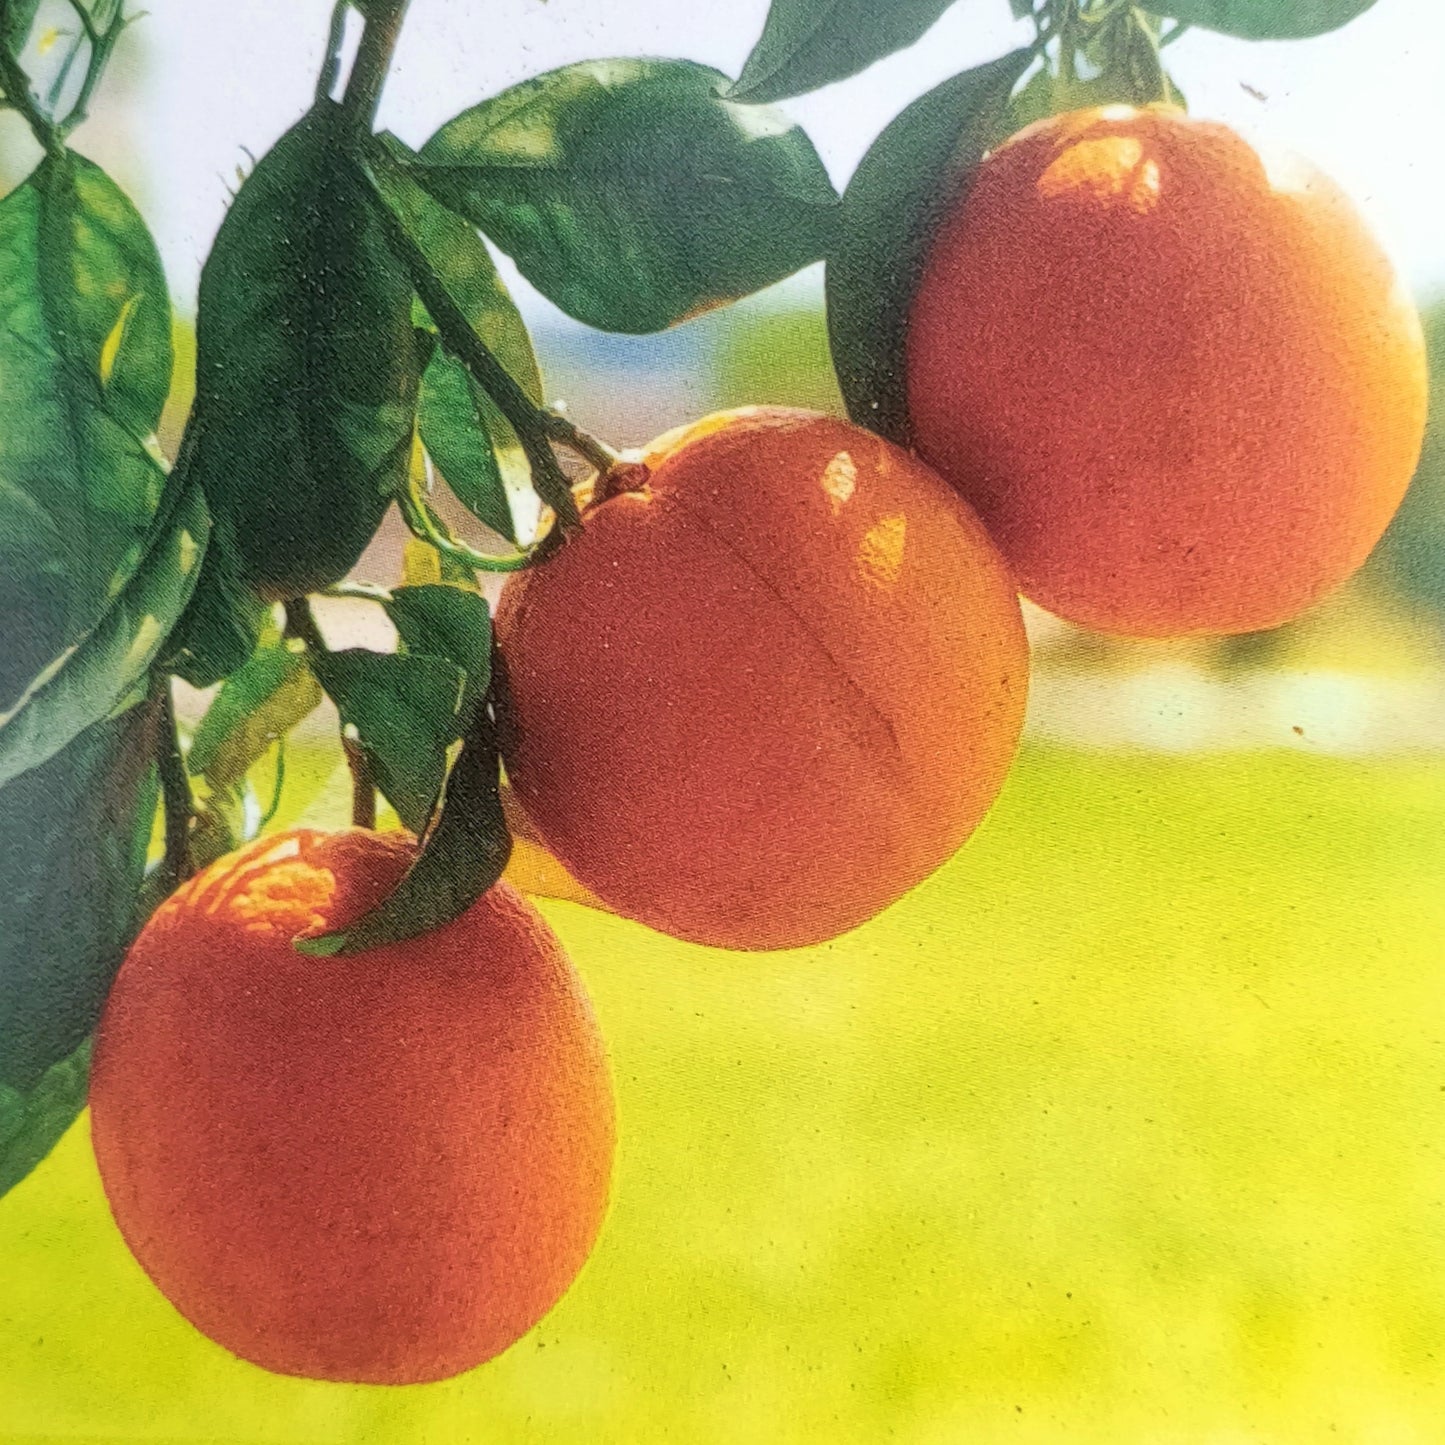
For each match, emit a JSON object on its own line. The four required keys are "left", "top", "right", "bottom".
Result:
{"left": 1374, "top": 299, "right": 1445, "bottom": 623}
{"left": 712, "top": 303, "right": 844, "bottom": 416}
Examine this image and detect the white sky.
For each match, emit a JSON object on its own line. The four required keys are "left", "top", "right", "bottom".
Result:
{"left": 32, "top": 0, "right": 1445, "bottom": 316}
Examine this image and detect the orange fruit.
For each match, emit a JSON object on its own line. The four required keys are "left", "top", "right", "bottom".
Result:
{"left": 89, "top": 828, "right": 615, "bottom": 1385}
{"left": 494, "top": 406, "right": 1029, "bottom": 951}
{"left": 905, "top": 104, "right": 1428, "bottom": 637}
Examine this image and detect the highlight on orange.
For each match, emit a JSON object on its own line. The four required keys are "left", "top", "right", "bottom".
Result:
{"left": 495, "top": 406, "right": 1031, "bottom": 952}
{"left": 89, "top": 828, "right": 615, "bottom": 1385}
{"left": 905, "top": 104, "right": 1429, "bottom": 638}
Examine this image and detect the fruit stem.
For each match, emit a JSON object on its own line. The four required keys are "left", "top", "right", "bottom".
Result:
{"left": 152, "top": 671, "right": 195, "bottom": 888}
{"left": 343, "top": 736, "right": 378, "bottom": 829}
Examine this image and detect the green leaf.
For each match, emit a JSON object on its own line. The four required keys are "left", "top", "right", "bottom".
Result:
{"left": 729, "top": 0, "right": 960, "bottom": 104}
{"left": 826, "top": 48, "right": 1033, "bottom": 444}
{"left": 300, "top": 706, "right": 511, "bottom": 956}
{"left": 188, "top": 634, "right": 322, "bottom": 791}
{"left": 383, "top": 584, "right": 492, "bottom": 731}
{"left": 162, "top": 506, "right": 271, "bottom": 690}
{"left": 1139, "top": 0, "right": 1376, "bottom": 37}
{"left": 0, "top": 474, "right": 209, "bottom": 790}
{"left": 2, "top": 0, "right": 42, "bottom": 57}
{"left": 1009, "top": 0, "right": 1035, "bottom": 16}
{"left": 414, "top": 59, "right": 839, "bottom": 334}
{"left": 0, "top": 700, "right": 159, "bottom": 1095}
{"left": 362, "top": 139, "right": 579, "bottom": 532}
{"left": 0, "top": 150, "right": 173, "bottom": 712}
{"left": 0, "top": 1038, "right": 92, "bottom": 1200}
{"left": 310, "top": 649, "right": 464, "bottom": 835}
{"left": 382, "top": 142, "right": 542, "bottom": 545}
{"left": 187, "top": 100, "right": 421, "bottom": 600}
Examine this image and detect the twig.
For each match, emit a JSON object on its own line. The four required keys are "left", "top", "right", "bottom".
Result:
{"left": 0, "top": 1, "right": 62, "bottom": 154}
{"left": 397, "top": 467, "right": 541, "bottom": 573}
{"left": 342, "top": 736, "right": 377, "bottom": 829}
{"left": 58, "top": 0, "right": 131, "bottom": 140}
{"left": 153, "top": 672, "right": 194, "bottom": 887}
{"left": 316, "top": 0, "right": 351, "bottom": 102}
{"left": 339, "top": 0, "right": 411, "bottom": 133}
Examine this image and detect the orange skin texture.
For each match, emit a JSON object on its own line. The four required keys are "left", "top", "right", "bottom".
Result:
{"left": 905, "top": 105, "right": 1429, "bottom": 637}
{"left": 495, "top": 407, "right": 1030, "bottom": 951}
{"left": 89, "top": 828, "right": 615, "bottom": 1385}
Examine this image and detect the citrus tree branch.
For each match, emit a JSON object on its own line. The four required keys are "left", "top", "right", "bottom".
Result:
{"left": 153, "top": 671, "right": 195, "bottom": 888}
{"left": 0, "top": 1, "right": 62, "bottom": 154}
{"left": 339, "top": 0, "right": 411, "bottom": 132}
{"left": 57, "top": 0, "right": 129, "bottom": 139}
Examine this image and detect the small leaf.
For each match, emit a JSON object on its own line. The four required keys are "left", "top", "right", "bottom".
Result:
{"left": 383, "top": 584, "right": 492, "bottom": 731}
{"left": 310, "top": 649, "right": 464, "bottom": 835}
{"left": 362, "top": 140, "right": 578, "bottom": 530}
{"left": 300, "top": 708, "right": 511, "bottom": 957}
{"left": 0, "top": 700, "right": 159, "bottom": 1096}
{"left": 1009, "top": 0, "right": 1035, "bottom": 16}
{"left": 187, "top": 101, "right": 421, "bottom": 600}
{"left": 0, "top": 151, "right": 173, "bottom": 712}
{"left": 383, "top": 140, "right": 544, "bottom": 546}
{"left": 162, "top": 508, "right": 272, "bottom": 690}
{"left": 0, "top": 1038, "right": 92, "bottom": 1200}
{"left": 730, "top": 0, "right": 959, "bottom": 104}
{"left": 0, "top": 474, "right": 209, "bottom": 790}
{"left": 1139, "top": 0, "right": 1377, "bottom": 37}
{"left": 826, "top": 48, "right": 1033, "bottom": 443}
{"left": 188, "top": 635, "right": 322, "bottom": 791}
{"left": 414, "top": 59, "right": 839, "bottom": 334}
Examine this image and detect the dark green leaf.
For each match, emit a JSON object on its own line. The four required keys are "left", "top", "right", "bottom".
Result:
{"left": 0, "top": 150, "right": 173, "bottom": 712}
{"left": 1009, "top": 0, "right": 1035, "bottom": 16}
{"left": 1140, "top": 0, "right": 1376, "bottom": 37}
{"left": 730, "top": 0, "right": 959, "bottom": 104}
{"left": 300, "top": 706, "right": 511, "bottom": 956}
{"left": 826, "top": 48, "right": 1032, "bottom": 444}
{"left": 0, "top": 700, "right": 159, "bottom": 1095}
{"left": 0, "top": 474, "right": 209, "bottom": 789}
{"left": 310, "top": 648, "right": 464, "bottom": 835}
{"left": 381, "top": 142, "right": 542, "bottom": 545}
{"left": 188, "top": 634, "right": 321, "bottom": 791}
{"left": 383, "top": 584, "right": 492, "bottom": 731}
{"left": 0, "top": 1038, "right": 91, "bottom": 1200}
{"left": 162, "top": 506, "right": 271, "bottom": 689}
{"left": 362, "top": 138, "right": 579, "bottom": 531}
{"left": 188, "top": 101, "right": 421, "bottom": 600}
{"left": 2, "top": 0, "right": 43, "bottom": 56}
{"left": 414, "top": 59, "right": 839, "bottom": 334}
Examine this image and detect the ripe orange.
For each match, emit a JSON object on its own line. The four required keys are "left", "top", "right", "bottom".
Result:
{"left": 494, "top": 406, "right": 1030, "bottom": 951}
{"left": 89, "top": 828, "right": 615, "bottom": 1385}
{"left": 905, "top": 104, "right": 1428, "bottom": 637}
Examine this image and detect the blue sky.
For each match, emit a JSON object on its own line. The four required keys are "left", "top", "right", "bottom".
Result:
{"left": 19, "top": 0, "right": 1443, "bottom": 315}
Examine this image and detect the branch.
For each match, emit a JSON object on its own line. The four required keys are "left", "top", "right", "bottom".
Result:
{"left": 339, "top": 0, "right": 411, "bottom": 133}
{"left": 0, "top": 1, "right": 61, "bottom": 154}
{"left": 153, "top": 672, "right": 195, "bottom": 887}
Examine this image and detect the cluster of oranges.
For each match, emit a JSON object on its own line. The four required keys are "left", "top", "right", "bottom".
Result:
{"left": 89, "top": 106, "right": 1427, "bottom": 1384}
